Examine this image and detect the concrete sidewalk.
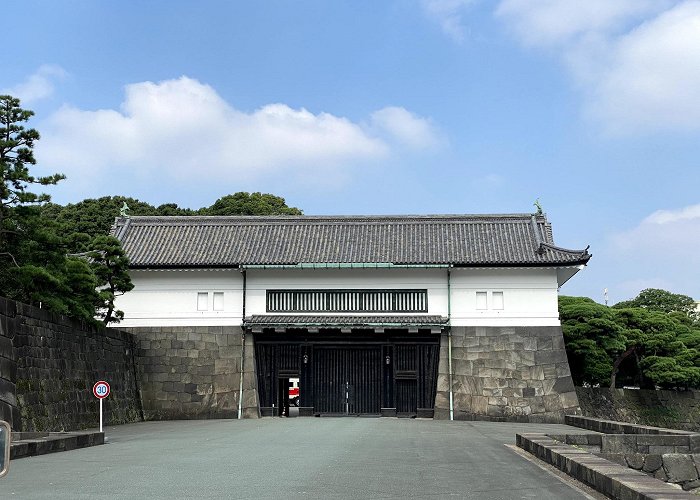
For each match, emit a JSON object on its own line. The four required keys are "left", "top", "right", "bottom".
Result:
{"left": 2, "top": 419, "right": 594, "bottom": 499}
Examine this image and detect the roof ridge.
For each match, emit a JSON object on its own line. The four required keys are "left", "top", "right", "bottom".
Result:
{"left": 122, "top": 213, "right": 546, "bottom": 224}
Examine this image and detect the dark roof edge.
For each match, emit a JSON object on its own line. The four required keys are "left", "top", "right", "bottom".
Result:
{"left": 129, "top": 261, "right": 590, "bottom": 270}
{"left": 452, "top": 259, "right": 590, "bottom": 268}
{"left": 129, "top": 264, "right": 241, "bottom": 270}
{"left": 243, "top": 315, "right": 450, "bottom": 327}
{"left": 115, "top": 213, "right": 549, "bottom": 224}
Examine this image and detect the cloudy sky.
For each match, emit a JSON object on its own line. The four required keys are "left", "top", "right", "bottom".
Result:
{"left": 2, "top": 1, "right": 699, "bottom": 302}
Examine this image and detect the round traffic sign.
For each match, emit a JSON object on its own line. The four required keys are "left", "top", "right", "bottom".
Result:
{"left": 93, "top": 381, "right": 110, "bottom": 399}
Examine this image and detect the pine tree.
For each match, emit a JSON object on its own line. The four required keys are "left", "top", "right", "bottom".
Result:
{"left": 89, "top": 235, "right": 134, "bottom": 324}
{"left": 0, "top": 95, "right": 65, "bottom": 257}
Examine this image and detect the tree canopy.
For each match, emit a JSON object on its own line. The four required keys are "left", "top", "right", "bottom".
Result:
{"left": 89, "top": 235, "right": 134, "bottom": 324}
{"left": 614, "top": 288, "right": 699, "bottom": 323}
{"left": 0, "top": 97, "right": 101, "bottom": 320}
{"left": 43, "top": 192, "right": 302, "bottom": 243}
{"left": 202, "top": 192, "right": 303, "bottom": 216}
{"left": 1, "top": 95, "right": 65, "bottom": 258}
{"left": 560, "top": 294, "right": 700, "bottom": 389}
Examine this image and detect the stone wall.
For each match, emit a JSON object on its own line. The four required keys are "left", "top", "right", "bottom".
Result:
{"left": 0, "top": 296, "right": 142, "bottom": 431}
{"left": 434, "top": 326, "right": 579, "bottom": 422}
{"left": 123, "top": 326, "right": 258, "bottom": 420}
{"left": 577, "top": 387, "right": 700, "bottom": 432}
{"left": 0, "top": 299, "right": 18, "bottom": 426}
{"left": 552, "top": 417, "right": 700, "bottom": 493}
{"left": 517, "top": 432, "right": 695, "bottom": 498}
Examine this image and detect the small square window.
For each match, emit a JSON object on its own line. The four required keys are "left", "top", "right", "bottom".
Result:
{"left": 213, "top": 292, "right": 224, "bottom": 311}
{"left": 492, "top": 291, "right": 504, "bottom": 310}
{"left": 476, "top": 291, "right": 487, "bottom": 310}
{"left": 197, "top": 292, "right": 209, "bottom": 311}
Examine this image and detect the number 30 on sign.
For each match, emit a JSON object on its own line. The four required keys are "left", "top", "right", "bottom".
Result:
{"left": 93, "top": 381, "right": 110, "bottom": 399}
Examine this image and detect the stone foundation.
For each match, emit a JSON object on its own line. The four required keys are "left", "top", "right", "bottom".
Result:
{"left": 123, "top": 326, "right": 259, "bottom": 420}
{"left": 434, "top": 326, "right": 579, "bottom": 422}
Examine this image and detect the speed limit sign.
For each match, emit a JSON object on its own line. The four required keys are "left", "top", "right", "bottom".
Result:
{"left": 93, "top": 380, "right": 110, "bottom": 433}
{"left": 93, "top": 381, "right": 110, "bottom": 399}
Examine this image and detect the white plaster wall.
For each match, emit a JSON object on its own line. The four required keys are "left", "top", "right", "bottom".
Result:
{"left": 114, "top": 269, "right": 243, "bottom": 327}
{"left": 116, "top": 267, "right": 562, "bottom": 327}
{"left": 449, "top": 268, "right": 560, "bottom": 326}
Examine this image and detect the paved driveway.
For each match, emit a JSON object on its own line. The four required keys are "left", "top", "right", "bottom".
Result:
{"left": 2, "top": 419, "right": 592, "bottom": 499}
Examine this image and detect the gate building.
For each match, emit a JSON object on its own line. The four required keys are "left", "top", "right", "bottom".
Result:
{"left": 113, "top": 213, "right": 590, "bottom": 422}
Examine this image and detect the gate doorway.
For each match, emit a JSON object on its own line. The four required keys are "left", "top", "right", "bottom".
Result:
{"left": 254, "top": 330, "right": 439, "bottom": 418}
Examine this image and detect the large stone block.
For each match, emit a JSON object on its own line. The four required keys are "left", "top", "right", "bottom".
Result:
{"left": 435, "top": 325, "right": 574, "bottom": 423}
{"left": 663, "top": 454, "right": 699, "bottom": 483}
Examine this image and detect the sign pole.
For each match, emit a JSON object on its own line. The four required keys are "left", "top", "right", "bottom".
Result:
{"left": 93, "top": 380, "right": 110, "bottom": 434}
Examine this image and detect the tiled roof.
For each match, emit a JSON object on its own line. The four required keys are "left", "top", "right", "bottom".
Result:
{"left": 113, "top": 214, "right": 591, "bottom": 268}
{"left": 244, "top": 315, "right": 449, "bottom": 327}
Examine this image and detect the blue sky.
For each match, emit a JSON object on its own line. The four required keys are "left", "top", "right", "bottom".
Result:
{"left": 3, "top": 0, "right": 700, "bottom": 302}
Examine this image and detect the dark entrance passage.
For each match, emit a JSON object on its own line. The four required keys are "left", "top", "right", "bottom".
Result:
{"left": 254, "top": 330, "right": 440, "bottom": 417}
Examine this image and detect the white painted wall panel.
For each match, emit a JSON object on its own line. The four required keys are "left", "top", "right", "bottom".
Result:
{"left": 449, "top": 268, "right": 560, "bottom": 326}
{"left": 115, "top": 269, "right": 243, "bottom": 327}
{"left": 116, "top": 267, "right": 564, "bottom": 327}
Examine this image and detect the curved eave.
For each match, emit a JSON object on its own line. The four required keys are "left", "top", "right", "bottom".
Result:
{"left": 244, "top": 314, "right": 449, "bottom": 330}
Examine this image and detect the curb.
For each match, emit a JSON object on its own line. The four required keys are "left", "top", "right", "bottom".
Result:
{"left": 11, "top": 430, "right": 105, "bottom": 459}
{"left": 517, "top": 433, "right": 694, "bottom": 499}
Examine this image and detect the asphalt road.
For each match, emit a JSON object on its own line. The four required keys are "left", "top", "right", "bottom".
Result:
{"left": 2, "top": 419, "right": 593, "bottom": 499}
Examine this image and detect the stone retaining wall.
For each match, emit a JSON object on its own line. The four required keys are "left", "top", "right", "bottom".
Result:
{"left": 0, "top": 298, "right": 16, "bottom": 426}
{"left": 577, "top": 387, "right": 700, "bottom": 432}
{"left": 517, "top": 432, "right": 693, "bottom": 498}
{"left": 0, "top": 296, "right": 142, "bottom": 431}
{"left": 122, "top": 326, "right": 259, "bottom": 420}
{"left": 556, "top": 416, "right": 700, "bottom": 493}
{"left": 434, "top": 326, "right": 579, "bottom": 422}
{"left": 565, "top": 415, "right": 695, "bottom": 436}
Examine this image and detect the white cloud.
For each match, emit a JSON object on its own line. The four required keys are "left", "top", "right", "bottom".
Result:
{"left": 36, "top": 76, "right": 440, "bottom": 185}
{"left": 495, "top": 0, "right": 668, "bottom": 47}
{"left": 586, "top": 2, "right": 700, "bottom": 133}
{"left": 1, "top": 65, "right": 66, "bottom": 104}
{"left": 609, "top": 203, "right": 700, "bottom": 298}
{"left": 495, "top": 0, "right": 700, "bottom": 134}
{"left": 645, "top": 204, "right": 700, "bottom": 224}
{"left": 370, "top": 106, "right": 442, "bottom": 149}
{"left": 421, "top": 0, "right": 475, "bottom": 43}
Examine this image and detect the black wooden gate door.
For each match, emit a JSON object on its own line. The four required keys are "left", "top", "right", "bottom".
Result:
{"left": 255, "top": 332, "right": 439, "bottom": 417}
{"left": 313, "top": 346, "right": 382, "bottom": 415}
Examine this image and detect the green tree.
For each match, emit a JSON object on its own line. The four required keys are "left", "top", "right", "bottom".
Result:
{"left": 41, "top": 196, "right": 166, "bottom": 244}
{"left": 0, "top": 206, "right": 100, "bottom": 321}
{"left": 0, "top": 95, "right": 64, "bottom": 259}
{"left": 42, "top": 192, "right": 301, "bottom": 245}
{"left": 614, "top": 288, "right": 699, "bottom": 323}
{"left": 201, "top": 192, "right": 302, "bottom": 216}
{"left": 613, "top": 307, "right": 700, "bottom": 389}
{"left": 63, "top": 257, "right": 100, "bottom": 321}
{"left": 88, "top": 235, "right": 134, "bottom": 324}
{"left": 559, "top": 296, "right": 626, "bottom": 386}
{"left": 560, "top": 294, "right": 700, "bottom": 389}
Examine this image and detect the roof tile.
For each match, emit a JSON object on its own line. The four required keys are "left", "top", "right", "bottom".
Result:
{"left": 114, "top": 214, "right": 591, "bottom": 267}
